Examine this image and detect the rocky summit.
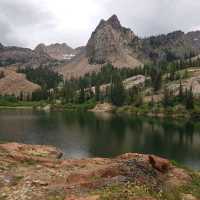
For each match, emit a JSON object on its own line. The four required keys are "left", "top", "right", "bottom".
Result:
{"left": 1, "top": 15, "right": 200, "bottom": 80}
{"left": 60, "top": 14, "right": 200, "bottom": 79}
{"left": 0, "top": 142, "right": 199, "bottom": 200}
{"left": 60, "top": 15, "right": 143, "bottom": 79}
{"left": 86, "top": 15, "right": 141, "bottom": 67}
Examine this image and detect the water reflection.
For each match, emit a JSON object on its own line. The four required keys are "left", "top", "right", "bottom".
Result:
{"left": 0, "top": 109, "right": 200, "bottom": 169}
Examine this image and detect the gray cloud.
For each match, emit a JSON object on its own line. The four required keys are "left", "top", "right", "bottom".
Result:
{"left": 0, "top": 0, "right": 200, "bottom": 48}
{"left": 0, "top": 0, "right": 54, "bottom": 47}
{"left": 102, "top": 0, "right": 200, "bottom": 37}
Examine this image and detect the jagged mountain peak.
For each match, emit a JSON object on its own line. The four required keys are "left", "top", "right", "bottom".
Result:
{"left": 34, "top": 43, "right": 46, "bottom": 53}
{"left": 107, "top": 14, "right": 121, "bottom": 29}
{"left": 86, "top": 15, "right": 137, "bottom": 65}
{"left": 96, "top": 15, "right": 121, "bottom": 31}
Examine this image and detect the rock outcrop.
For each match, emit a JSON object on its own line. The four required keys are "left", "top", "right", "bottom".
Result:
{"left": 0, "top": 142, "right": 198, "bottom": 200}
{"left": 88, "top": 75, "right": 146, "bottom": 96}
{"left": 86, "top": 15, "right": 141, "bottom": 67}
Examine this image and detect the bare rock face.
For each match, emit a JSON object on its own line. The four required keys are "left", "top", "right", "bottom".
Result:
{"left": 86, "top": 15, "right": 138, "bottom": 66}
{"left": 35, "top": 43, "right": 76, "bottom": 60}
{"left": 137, "top": 30, "right": 200, "bottom": 63}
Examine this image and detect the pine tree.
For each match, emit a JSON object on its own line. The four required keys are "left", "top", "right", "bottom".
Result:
{"left": 162, "top": 86, "right": 173, "bottom": 108}
{"left": 110, "top": 73, "right": 126, "bottom": 106}
{"left": 169, "top": 63, "right": 176, "bottom": 81}
{"left": 149, "top": 96, "right": 154, "bottom": 108}
{"left": 79, "top": 87, "right": 85, "bottom": 104}
{"left": 19, "top": 91, "right": 24, "bottom": 101}
{"left": 185, "top": 86, "right": 194, "bottom": 110}
{"left": 151, "top": 69, "right": 162, "bottom": 92}
{"left": 95, "top": 83, "right": 100, "bottom": 102}
{"left": 178, "top": 80, "right": 183, "bottom": 102}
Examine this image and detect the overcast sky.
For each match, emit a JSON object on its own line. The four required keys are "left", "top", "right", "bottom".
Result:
{"left": 0, "top": 0, "right": 200, "bottom": 49}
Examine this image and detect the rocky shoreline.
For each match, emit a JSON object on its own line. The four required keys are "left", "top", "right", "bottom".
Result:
{"left": 0, "top": 143, "right": 199, "bottom": 200}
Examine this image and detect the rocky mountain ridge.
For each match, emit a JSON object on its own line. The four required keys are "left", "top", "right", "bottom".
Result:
{"left": 34, "top": 43, "right": 76, "bottom": 60}
{"left": 133, "top": 30, "right": 200, "bottom": 63}
{"left": 86, "top": 15, "right": 139, "bottom": 66}
{"left": 0, "top": 43, "right": 52, "bottom": 68}
{"left": 60, "top": 15, "right": 200, "bottom": 79}
{"left": 60, "top": 15, "right": 143, "bottom": 79}
{"left": 1, "top": 14, "right": 200, "bottom": 81}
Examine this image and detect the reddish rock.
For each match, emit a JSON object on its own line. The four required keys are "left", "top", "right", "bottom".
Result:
{"left": 0, "top": 143, "right": 194, "bottom": 200}
{"left": 148, "top": 155, "right": 170, "bottom": 173}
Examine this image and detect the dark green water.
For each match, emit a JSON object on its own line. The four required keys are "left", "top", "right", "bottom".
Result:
{"left": 0, "top": 109, "right": 199, "bottom": 169}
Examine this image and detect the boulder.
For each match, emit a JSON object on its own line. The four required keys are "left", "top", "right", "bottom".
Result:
{"left": 149, "top": 155, "right": 170, "bottom": 173}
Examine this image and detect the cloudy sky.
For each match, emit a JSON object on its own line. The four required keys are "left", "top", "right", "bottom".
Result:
{"left": 0, "top": 0, "right": 200, "bottom": 49}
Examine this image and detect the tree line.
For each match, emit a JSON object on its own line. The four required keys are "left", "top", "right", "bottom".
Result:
{"left": 4, "top": 53, "right": 199, "bottom": 108}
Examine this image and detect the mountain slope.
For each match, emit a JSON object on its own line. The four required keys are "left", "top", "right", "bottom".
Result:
{"left": 0, "top": 68, "right": 41, "bottom": 98}
{"left": 133, "top": 30, "right": 200, "bottom": 62}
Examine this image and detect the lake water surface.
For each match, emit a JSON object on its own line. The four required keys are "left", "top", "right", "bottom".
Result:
{"left": 0, "top": 109, "right": 200, "bottom": 170}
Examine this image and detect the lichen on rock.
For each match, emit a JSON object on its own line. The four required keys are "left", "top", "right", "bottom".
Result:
{"left": 0, "top": 143, "right": 199, "bottom": 200}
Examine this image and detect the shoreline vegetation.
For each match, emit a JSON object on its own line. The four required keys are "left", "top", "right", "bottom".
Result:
{"left": 1, "top": 100, "right": 200, "bottom": 120}
{"left": 2, "top": 57, "right": 200, "bottom": 119}
{"left": 0, "top": 91, "right": 199, "bottom": 121}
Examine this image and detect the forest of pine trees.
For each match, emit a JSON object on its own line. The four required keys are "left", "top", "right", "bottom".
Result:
{"left": 2, "top": 54, "right": 200, "bottom": 110}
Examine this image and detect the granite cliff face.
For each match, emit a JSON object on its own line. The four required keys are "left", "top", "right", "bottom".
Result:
{"left": 86, "top": 15, "right": 141, "bottom": 67}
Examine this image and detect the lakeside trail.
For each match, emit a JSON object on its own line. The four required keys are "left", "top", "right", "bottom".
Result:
{"left": 0, "top": 143, "right": 199, "bottom": 200}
